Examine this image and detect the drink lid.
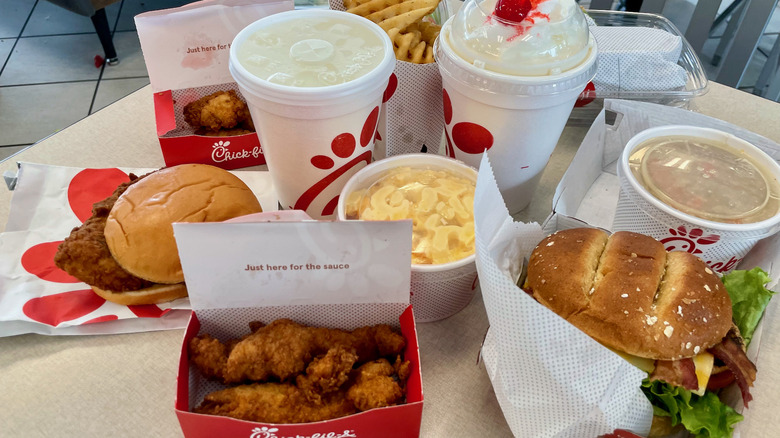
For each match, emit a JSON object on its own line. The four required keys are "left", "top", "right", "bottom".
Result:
{"left": 638, "top": 137, "right": 771, "bottom": 222}
{"left": 448, "top": 0, "right": 591, "bottom": 76}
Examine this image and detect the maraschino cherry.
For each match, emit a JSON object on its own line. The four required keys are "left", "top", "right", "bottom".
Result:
{"left": 494, "top": 0, "right": 533, "bottom": 23}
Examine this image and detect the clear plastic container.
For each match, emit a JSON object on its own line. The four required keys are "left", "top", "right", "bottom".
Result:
{"left": 569, "top": 10, "right": 709, "bottom": 124}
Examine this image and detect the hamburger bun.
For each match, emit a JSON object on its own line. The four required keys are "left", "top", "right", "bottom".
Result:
{"left": 525, "top": 228, "right": 732, "bottom": 360}
{"left": 91, "top": 283, "right": 188, "bottom": 306}
{"left": 104, "top": 164, "right": 263, "bottom": 284}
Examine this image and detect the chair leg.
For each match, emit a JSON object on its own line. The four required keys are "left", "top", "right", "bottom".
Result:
{"left": 90, "top": 8, "right": 119, "bottom": 66}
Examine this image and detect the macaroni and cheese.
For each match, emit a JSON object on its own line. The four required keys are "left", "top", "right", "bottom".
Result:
{"left": 344, "top": 166, "right": 476, "bottom": 265}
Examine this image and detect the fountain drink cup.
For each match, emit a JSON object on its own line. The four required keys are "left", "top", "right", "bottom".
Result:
{"left": 436, "top": 0, "right": 597, "bottom": 213}
{"left": 229, "top": 10, "right": 395, "bottom": 218}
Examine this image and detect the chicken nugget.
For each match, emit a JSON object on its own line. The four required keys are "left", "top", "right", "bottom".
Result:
{"left": 183, "top": 90, "right": 254, "bottom": 133}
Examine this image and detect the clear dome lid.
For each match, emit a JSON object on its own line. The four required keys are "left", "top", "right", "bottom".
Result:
{"left": 631, "top": 135, "right": 778, "bottom": 224}
{"left": 448, "top": 0, "right": 591, "bottom": 76}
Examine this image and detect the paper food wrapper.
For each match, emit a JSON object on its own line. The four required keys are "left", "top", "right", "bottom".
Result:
{"left": 135, "top": 0, "right": 293, "bottom": 170}
{"left": 0, "top": 163, "right": 277, "bottom": 337}
{"left": 475, "top": 100, "right": 780, "bottom": 437}
{"left": 173, "top": 218, "right": 423, "bottom": 437}
{"left": 590, "top": 26, "right": 687, "bottom": 93}
{"left": 474, "top": 154, "right": 653, "bottom": 437}
{"left": 329, "top": 0, "right": 445, "bottom": 158}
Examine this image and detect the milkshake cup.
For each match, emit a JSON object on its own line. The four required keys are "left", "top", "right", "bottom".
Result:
{"left": 435, "top": 0, "right": 597, "bottom": 213}
{"left": 229, "top": 10, "right": 395, "bottom": 219}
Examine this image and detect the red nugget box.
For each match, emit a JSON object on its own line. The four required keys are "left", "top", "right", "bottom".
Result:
{"left": 136, "top": 0, "right": 294, "bottom": 170}
{"left": 172, "top": 217, "right": 423, "bottom": 437}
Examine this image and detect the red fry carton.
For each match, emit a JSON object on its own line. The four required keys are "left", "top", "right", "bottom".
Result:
{"left": 328, "top": 1, "right": 447, "bottom": 158}
{"left": 135, "top": 0, "right": 293, "bottom": 170}
{"left": 172, "top": 217, "right": 423, "bottom": 438}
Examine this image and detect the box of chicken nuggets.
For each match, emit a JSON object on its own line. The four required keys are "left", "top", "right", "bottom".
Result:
{"left": 135, "top": 0, "right": 294, "bottom": 170}
{"left": 172, "top": 215, "right": 423, "bottom": 438}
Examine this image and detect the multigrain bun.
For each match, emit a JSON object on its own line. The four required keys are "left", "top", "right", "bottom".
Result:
{"left": 91, "top": 283, "right": 188, "bottom": 306}
{"left": 525, "top": 228, "right": 732, "bottom": 360}
{"left": 104, "top": 164, "right": 263, "bottom": 284}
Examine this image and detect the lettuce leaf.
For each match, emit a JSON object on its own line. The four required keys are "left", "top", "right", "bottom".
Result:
{"left": 641, "top": 379, "right": 743, "bottom": 438}
{"left": 721, "top": 267, "right": 775, "bottom": 346}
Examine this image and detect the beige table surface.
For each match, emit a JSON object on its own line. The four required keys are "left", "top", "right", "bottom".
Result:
{"left": 1, "top": 83, "right": 779, "bottom": 438}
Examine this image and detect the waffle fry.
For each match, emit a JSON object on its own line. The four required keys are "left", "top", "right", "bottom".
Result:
{"left": 388, "top": 28, "right": 421, "bottom": 63}
{"left": 408, "top": 21, "right": 441, "bottom": 46}
{"left": 347, "top": 0, "right": 404, "bottom": 17}
{"left": 344, "top": 0, "right": 441, "bottom": 64}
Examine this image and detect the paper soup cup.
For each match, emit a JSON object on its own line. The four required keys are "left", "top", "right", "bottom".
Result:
{"left": 338, "top": 154, "right": 478, "bottom": 322}
{"left": 614, "top": 125, "right": 780, "bottom": 274}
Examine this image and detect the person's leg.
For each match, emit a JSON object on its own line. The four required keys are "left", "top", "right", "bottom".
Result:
{"left": 624, "top": 0, "right": 643, "bottom": 11}
{"left": 90, "top": 8, "right": 119, "bottom": 66}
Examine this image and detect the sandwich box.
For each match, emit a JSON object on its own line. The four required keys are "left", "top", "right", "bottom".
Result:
{"left": 172, "top": 216, "right": 423, "bottom": 437}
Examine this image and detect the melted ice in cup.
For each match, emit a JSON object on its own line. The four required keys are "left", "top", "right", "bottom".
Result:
{"left": 236, "top": 15, "right": 386, "bottom": 87}
{"left": 344, "top": 166, "right": 476, "bottom": 265}
{"left": 628, "top": 134, "right": 780, "bottom": 224}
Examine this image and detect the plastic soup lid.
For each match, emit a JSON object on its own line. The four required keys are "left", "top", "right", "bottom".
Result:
{"left": 636, "top": 135, "right": 773, "bottom": 223}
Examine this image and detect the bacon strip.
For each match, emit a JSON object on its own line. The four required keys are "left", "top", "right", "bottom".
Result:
{"left": 649, "top": 358, "right": 698, "bottom": 391}
{"left": 708, "top": 330, "right": 757, "bottom": 407}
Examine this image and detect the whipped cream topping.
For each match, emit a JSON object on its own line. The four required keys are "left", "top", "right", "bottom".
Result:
{"left": 446, "top": 0, "right": 591, "bottom": 76}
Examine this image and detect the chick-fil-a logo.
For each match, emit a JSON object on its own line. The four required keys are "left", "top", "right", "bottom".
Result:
{"left": 249, "top": 427, "right": 357, "bottom": 438}
{"left": 212, "top": 140, "right": 263, "bottom": 163}
{"left": 659, "top": 226, "right": 742, "bottom": 273}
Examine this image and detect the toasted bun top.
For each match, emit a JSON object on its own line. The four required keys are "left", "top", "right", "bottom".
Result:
{"left": 104, "top": 164, "right": 263, "bottom": 284}
{"left": 525, "top": 228, "right": 732, "bottom": 360}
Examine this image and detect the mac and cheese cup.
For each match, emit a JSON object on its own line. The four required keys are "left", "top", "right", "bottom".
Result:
{"left": 338, "top": 154, "right": 478, "bottom": 322}
{"left": 614, "top": 125, "right": 780, "bottom": 274}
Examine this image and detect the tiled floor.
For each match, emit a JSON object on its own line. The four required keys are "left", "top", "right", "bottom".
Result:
{"left": 0, "top": 0, "right": 192, "bottom": 162}
{"left": 1, "top": 0, "right": 779, "bottom": 163}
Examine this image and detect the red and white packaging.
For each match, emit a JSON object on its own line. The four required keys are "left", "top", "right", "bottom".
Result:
{"left": 135, "top": 0, "right": 293, "bottom": 170}
{"left": 328, "top": 1, "right": 447, "bottom": 159}
{"left": 172, "top": 217, "right": 423, "bottom": 437}
{"left": 0, "top": 163, "right": 277, "bottom": 336}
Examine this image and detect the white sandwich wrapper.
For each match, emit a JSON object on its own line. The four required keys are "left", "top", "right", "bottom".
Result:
{"left": 0, "top": 163, "right": 277, "bottom": 337}
{"left": 474, "top": 99, "right": 780, "bottom": 437}
{"left": 589, "top": 26, "right": 687, "bottom": 93}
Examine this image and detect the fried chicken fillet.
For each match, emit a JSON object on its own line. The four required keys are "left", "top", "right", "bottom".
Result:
{"left": 346, "top": 358, "right": 408, "bottom": 411}
{"left": 296, "top": 347, "right": 359, "bottom": 402}
{"left": 183, "top": 90, "right": 254, "bottom": 134}
{"left": 188, "top": 319, "right": 406, "bottom": 384}
{"left": 193, "top": 347, "right": 411, "bottom": 423}
{"left": 194, "top": 382, "right": 357, "bottom": 424}
{"left": 194, "top": 347, "right": 359, "bottom": 423}
{"left": 54, "top": 173, "right": 154, "bottom": 292}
